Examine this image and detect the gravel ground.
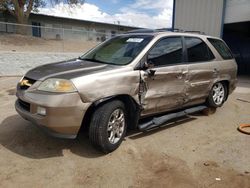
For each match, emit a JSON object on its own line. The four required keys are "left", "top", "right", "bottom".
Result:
{"left": 0, "top": 77, "right": 249, "bottom": 187}
{"left": 0, "top": 34, "right": 98, "bottom": 53}
{"left": 0, "top": 52, "right": 81, "bottom": 76}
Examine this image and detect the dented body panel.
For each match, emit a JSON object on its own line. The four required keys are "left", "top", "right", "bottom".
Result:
{"left": 15, "top": 31, "right": 237, "bottom": 138}
{"left": 140, "top": 64, "right": 188, "bottom": 116}
{"left": 72, "top": 66, "right": 140, "bottom": 104}
{"left": 184, "top": 61, "right": 217, "bottom": 107}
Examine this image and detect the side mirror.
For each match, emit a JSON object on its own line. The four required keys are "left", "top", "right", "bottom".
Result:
{"left": 142, "top": 59, "right": 156, "bottom": 77}
{"left": 142, "top": 59, "right": 154, "bottom": 70}
{"left": 148, "top": 69, "right": 156, "bottom": 76}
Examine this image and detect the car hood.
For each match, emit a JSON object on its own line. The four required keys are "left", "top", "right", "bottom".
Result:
{"left": 25, "top": 58, "right": 119, "bottom": 80}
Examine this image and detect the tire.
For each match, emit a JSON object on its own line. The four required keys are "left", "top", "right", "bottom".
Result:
{"left": 89, "top": 100, "right": 127, "bottom": 153}
{"left": 207, "top": 82, "right": 228, "bottom": 108}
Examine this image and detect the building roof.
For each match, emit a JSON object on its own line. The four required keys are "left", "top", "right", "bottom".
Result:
{"left": 30, "top": 13, "right": 140, "bottom": 29}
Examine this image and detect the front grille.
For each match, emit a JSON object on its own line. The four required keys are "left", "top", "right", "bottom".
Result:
{"left": 20, "top": 77, "right": 36, "bottom": 90}
{"left": 18, "top": 99, "right": 30, "bottom": 112}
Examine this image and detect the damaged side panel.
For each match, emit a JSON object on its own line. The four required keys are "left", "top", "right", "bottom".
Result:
{"left": 139, "top": 64, "right": 188, "bottom": 116}
{"left": 184, "top": 66, "right": 215, "bottom": 106}
{"left": 72, "top": 67, "right": 141, "bottom": 105}
{"left": 184, "top": 60, "right": 222, "bottom": 107}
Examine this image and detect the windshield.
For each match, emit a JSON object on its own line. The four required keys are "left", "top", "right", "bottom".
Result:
{"left": 80, "top": 35, "right": 153, "bottom": 65}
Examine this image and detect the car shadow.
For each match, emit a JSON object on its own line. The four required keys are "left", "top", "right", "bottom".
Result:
{"left": 0, "top": 114, "right": 199, "bottom": 159}
{"left": 0, "top": 115, "right": 104, "bottom": 159}
{"left": 127, "top": 116, "right": 197, "bottom": 140}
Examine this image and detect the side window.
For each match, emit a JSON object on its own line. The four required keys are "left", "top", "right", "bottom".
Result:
{"left": 148, "top": 37, "right": 183, "bottom": 67}
{"left": 185, "top": 37, "right": 214, "bottom": 63}
{"left": 208, "top": 38, "right": 233, "bottom": 60}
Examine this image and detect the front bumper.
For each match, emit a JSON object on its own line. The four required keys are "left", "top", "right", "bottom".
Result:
{"left": 15, "top": 89, "right": 91, "bottom": 139}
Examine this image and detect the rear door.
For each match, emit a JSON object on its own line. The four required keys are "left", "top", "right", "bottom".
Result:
{"left": 140, "top": 36, "right": 188, "bottom": 116}
{"left": 183, "top": 37, "right": 218, "bottom": 107}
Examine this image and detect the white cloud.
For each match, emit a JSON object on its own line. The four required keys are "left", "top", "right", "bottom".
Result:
{"left": 38, "top": 3, "right": 109, "bottom": 22}
{"left": 131, "top": 0, "right": 173, "bottom": 10}
{"left": 155, "top": 8, "right": 173, "bottom": 20}
{"left": 38, "top": 1, "right": 173, "bottom": 29}
{"left": 114, "top": 9, "right": 172, "bottom": 28}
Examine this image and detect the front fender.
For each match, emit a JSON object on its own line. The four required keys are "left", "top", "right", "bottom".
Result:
{"left": 72, "top": 67, "right": 140, "bottom": 104}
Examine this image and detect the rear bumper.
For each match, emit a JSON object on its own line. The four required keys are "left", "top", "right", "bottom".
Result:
{"left": 15, "top": 90, "right": 91, "bottom": 139}
{"left": 229, "top": 78, "right": 237, "bottom": 94}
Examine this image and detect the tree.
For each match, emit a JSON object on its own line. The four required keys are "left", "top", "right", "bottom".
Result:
{"left": 0, "top": 0, "right": 84, "bottom": 34}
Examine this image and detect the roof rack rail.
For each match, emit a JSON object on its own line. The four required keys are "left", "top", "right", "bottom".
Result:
{"left": 126, "top": 28, "right": 173, "bottom": 34}
{"left": 125, "top": 28, "right": 206, "bottom": 35}
{"left": 126, "top": 29, "right": 156, "bottom": 33}
{"left": 155, "top": 28, "right": 170, "bottom": 32}
{"left": 184, "top": 30, "right": 206, "bottom": 35}
{"left": 167, "top": 28, "right": 184, "bottom": 32}
{"left": 170, "top": 28, "right": 205, "bottom": 34}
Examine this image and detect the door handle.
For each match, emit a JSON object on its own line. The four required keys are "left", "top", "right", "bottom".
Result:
{"left": 213, "top": 68, "right": 219, "bottom": 74}
{"left": 176, "top": 70, "right": 187, "bottom": 79}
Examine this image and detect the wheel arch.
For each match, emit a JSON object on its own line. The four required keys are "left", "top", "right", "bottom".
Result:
{"left": 220, "top": 80, "right": 229, "bottom": 101}
{"left": 80, "top": 94, "right": 141, "bottom": 133}
{"left": 214, "top": 79, "right": 230, "bottom": 99}
{"left": 209, "top": 79, "right": 230, "bottom": 102}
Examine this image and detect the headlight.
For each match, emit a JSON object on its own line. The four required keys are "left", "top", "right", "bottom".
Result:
{"left": 19, "top": 76, "right": 24, "bottom": 83}
{"left": 37, "top": 78, "right": 77, "bottom": 93}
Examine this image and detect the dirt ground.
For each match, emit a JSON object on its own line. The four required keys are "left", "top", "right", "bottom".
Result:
{"left": 0, "top": 76, "right": 249, "bottom": 188}
{"left": 0, "top": 34, "right": 98, "bottom": 53}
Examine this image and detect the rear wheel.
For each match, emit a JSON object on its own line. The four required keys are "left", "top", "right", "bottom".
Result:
{"left": 89, "top": 100, "right": 127, "bottom": 153}
{"left": 207, "top": 82, "right": 227, "bottom": 107}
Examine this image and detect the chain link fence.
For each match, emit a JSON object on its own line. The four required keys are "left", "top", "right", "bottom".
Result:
{"left": 0, "top": 21, "right": 116, "bottom": 42}
{"left": 0, "top": 21, "right": 123, "bottom": 75}
{"left": 0, "top": 21, "right": 122, "bottom": 52}
{"left": 0, "top": 21, "right": 117, "bottom": 75}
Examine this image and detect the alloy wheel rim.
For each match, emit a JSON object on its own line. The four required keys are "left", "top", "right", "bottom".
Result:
{"left": 212, "top": 83, "right": 225, "bottom": 105}
{"left": 107, "top": 108, "right": 125, "bottom": 144}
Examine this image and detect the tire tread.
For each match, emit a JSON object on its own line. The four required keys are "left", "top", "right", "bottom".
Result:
{"left": 89, "top": 100, "right": 126, "bottom": 153}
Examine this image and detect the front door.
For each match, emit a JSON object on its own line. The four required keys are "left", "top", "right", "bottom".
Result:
{"left": 140, "top": 36, "right": 188, "bottom": 116}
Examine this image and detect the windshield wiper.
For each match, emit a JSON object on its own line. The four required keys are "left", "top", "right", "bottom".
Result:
{"left": 79, "top": 57, "right": 109, "bottom": 64}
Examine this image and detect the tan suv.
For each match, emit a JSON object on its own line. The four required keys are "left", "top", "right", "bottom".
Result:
{"left": 15, "top": 30, "right": 237, "bottom": 153}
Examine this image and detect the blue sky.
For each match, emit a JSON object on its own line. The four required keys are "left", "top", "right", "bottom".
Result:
{"left": 87, "top": 0, "right": 135, "bottom": 15}
{"left": 40, "top": 0, "right": 174, "bottom": 28}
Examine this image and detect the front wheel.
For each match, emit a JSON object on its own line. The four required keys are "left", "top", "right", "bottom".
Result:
{"left": 89, "top": 100, "right": 127, "bottom": 153}
{"left": 207, "top": 82, "right": 227, "bottom": 108}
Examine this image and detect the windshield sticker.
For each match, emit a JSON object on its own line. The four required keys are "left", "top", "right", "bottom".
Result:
{"left": 126, "top": 38, "right": 144, "bottom": 43}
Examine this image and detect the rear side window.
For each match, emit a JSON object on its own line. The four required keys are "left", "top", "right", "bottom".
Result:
{"left": 185, "top": 37, "right": 215, "bottom": 63}
{"left": 208, "top": 38, "right": 233, "bottom": 60}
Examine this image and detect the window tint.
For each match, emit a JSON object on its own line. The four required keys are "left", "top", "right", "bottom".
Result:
{"left": 148, "top": 37, "right": 183, "bottom": 66}
{"left": 208, "top": 38, "right": 233, "bottom": 60}
{"left": 185, "top": 37, "right": 214, "bottom": 62}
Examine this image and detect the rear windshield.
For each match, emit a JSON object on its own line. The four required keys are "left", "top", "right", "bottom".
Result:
{"left": 80, "top": 35, "right": 153, "bottom": 65}
{"left": 207, "top": 38, "right": 233, "bottom": 60}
